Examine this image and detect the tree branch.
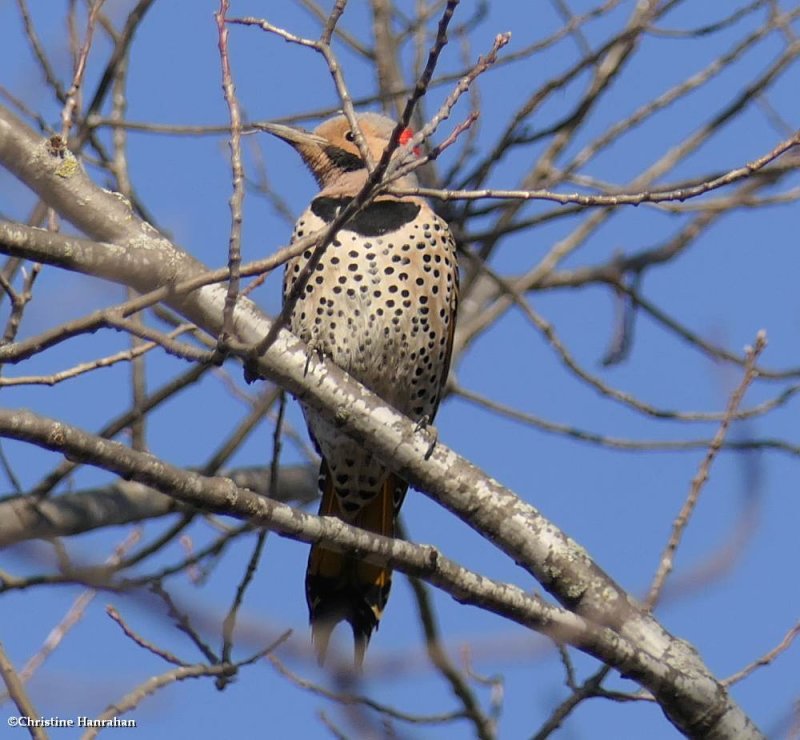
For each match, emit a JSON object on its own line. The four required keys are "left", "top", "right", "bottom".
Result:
{"left": 0, "top": 464, "right": 317, "bottom": 548}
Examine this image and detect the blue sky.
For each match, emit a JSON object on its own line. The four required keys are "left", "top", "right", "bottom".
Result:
{"left": 1, "top": 1, "right": 799, "bottom": 738}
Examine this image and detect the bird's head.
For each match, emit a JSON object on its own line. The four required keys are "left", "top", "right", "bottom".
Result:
{"left": 259, "top": 112, "right": 420, "bottom": 188}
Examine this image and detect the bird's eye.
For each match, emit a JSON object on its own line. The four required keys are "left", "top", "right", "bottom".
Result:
{"left": 344, "top": 130, "right": 356, "bottom": 142}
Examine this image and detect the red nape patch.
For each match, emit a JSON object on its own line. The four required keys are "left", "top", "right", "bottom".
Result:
{"left": 399, "top": 127, "right": 421, "bottom": 156}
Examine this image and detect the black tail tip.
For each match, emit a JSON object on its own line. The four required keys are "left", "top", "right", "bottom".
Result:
{"left": 310, "top": 604, "right": 379, "bottom": 669}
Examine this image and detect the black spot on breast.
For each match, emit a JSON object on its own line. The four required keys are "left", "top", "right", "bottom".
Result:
{"left": 311, "top": 197, "right": 421, "bottom": 237}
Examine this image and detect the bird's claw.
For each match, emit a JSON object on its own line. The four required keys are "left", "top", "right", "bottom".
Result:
{"left": 414, "top": 415, "right": 438, "bottom": 459}
{"left": 304, "top": 339, "right": 325, "bottom": 376}
{"left": 243, "top": 357, "right": 263, "bottom": 385}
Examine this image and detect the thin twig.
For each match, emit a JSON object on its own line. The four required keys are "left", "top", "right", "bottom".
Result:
{"left": 216, "top": 0, "right": 244, "bottom": 344}
{"left": 646, "top": 331, "right": 768, "bottom": 608}
{"left": 270, "top": 655, "right": 469, "bottom": 725}
{"left": 403, "top": 539, "right": 495, "bottom": 740}
{"left": 106, "top": 605, "right": 186, "bottom": 667}
{"left": 723, "top": 621, "right": 800, "bottom": 687}
{"left": 61, "top": 0, "right": 106, "bottom": 138}
{"left": 0, "top": 641, "right": 44, "bottom": 740}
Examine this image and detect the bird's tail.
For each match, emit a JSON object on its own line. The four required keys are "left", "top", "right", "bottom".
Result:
{"left": 305, "top": 464, "right": 406, "bottom": 668}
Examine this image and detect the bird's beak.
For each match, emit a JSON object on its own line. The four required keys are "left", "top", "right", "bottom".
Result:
{"left": 255, "top": 122, "right": 328, "bottom": 149}
{"left": 256, "top": 120, "right": 354, "bottom": 188}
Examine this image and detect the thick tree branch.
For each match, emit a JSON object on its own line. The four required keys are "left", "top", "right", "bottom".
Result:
{"left": 0, "top": 407, "right": 632, "bottom": 658}
{"left": 0, "top": 465, "right": 317, "bottom": 548}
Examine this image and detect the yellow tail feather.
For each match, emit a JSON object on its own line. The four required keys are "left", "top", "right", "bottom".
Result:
{"left": 305, "top": 466, "right": 406, "bottom": 667}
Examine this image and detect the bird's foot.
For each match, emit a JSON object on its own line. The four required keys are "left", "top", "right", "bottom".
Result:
{"left": 243, "top": 357, "right": 263, "bottom": 384}
{"left": 414, "top": 415, "right": 438, "bottom": 460}
{"left": 304, "top": 339, "right": 326, "bottom": 377}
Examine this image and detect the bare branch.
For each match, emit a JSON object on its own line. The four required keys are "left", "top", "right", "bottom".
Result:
{"left": 647, "top": 332, "right": 767, "bottom": 608}
{"left": 0, "top": 642, "right": 44, "bottom": 740}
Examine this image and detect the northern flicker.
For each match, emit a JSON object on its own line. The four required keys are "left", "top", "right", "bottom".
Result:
{"left": 262, "top": 112, "right": 458, "bottom": 666}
